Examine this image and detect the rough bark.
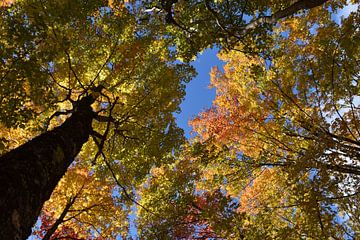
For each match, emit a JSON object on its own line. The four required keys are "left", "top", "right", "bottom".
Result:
{"left": 0, "top": 94, "right": 96, "bottom": 240}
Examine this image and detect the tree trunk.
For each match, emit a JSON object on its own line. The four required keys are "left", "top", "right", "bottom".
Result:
{"left": 0, "top": 94, "right": 96, "bottom": 240}
{"left": 42, "top": 195, "right": 77, "bottom": 240}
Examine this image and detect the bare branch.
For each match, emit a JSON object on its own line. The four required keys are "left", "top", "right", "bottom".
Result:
{"left": 241, "top": 0, "right": 328, "bottom": 34}
{"left": 45, "top": 109, "right": 73, "bottom": 130}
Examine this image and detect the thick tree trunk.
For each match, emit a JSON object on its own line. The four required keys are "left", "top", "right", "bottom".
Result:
{"left": 0, "top": 94, "right": 96, "bottom": 240}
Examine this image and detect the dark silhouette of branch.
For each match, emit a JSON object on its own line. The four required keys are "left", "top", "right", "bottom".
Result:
{"left": 241, "top": 0, "right": 328, "bottom": 34}
{"left": 65, "top": 50, "right": 86, "bottom": 90}
{"left": 42, "top": 184, "right": 85, "bottom": 240}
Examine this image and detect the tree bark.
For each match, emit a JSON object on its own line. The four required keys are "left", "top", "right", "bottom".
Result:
{"left": 0, "top": 94, "right": 96, "bottom": 240}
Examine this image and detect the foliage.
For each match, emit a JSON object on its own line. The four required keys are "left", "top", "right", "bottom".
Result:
{"left": 186, "top": 2, "right": 360, "bottom": 238}
{"left": 31, "top": 167, "right": 129, "bottom": 239}
{"left": 1, "top": 0, "right": 193, "bottom": 238}
{"left": 1, "top": 0, "right": 193, "bottom": 171}
{"left": 1, "top": 0, "right": 359, "bottom": 239}
{"left": 133, "top": 0, "right": 360, "bottom": 239}
{"left": 137, "top": 0, "right": 354, "bottom": 61}
{"left": 137, "top": 143, "right": 242, "bottom": 239}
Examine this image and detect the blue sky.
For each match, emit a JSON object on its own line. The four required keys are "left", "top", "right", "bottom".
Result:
{"left": 332, "top": 1, "right": 358, "bottom": 23}
{"left": 174, "top": 48, "right": 224, "bottom": 138}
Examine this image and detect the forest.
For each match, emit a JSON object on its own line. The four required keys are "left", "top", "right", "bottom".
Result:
{"left": 0, "top": 0, "right": 359, "bottom": 239}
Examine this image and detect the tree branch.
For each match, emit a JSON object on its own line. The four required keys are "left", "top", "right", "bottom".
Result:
{"left": 242, "top": 0, "right": 328, "bottom": 34}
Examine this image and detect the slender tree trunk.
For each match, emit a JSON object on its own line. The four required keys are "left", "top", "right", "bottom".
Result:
{"left": 42, "top": 195, "right": 77, "bottom": 240}
{"left": 0, "top": 94, "right": 96, "bottom": 240}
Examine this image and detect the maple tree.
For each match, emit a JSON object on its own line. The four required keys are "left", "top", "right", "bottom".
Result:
{"left": 0, "top": 0, "right": 357, "bottom": 239}
{"left": 185, "top": 1, "right": 360, "bottom": 238}
{"left": 136, "top": 142, "right": 243, "bottom": 239}
{"left": 136, "top": 0, "right": 359, "bottom": 239}
{"left": 31, "top": 167, "right": 128, "bottom": 239}
{"left": 0, "top": 0, "right": 192, "bottom": 238}
{"left": 137, "top": 142, "right": 354, "bottom": 239}
{"left": 141, "top": 0, "right": 332, "bottom": 60}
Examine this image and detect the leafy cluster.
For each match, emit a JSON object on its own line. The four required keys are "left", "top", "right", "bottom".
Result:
{"left": 136, "top": 1, "right": 360, "bottom": 239}
{"left": 0, "top": 0, "right": 359, "bottom": 239}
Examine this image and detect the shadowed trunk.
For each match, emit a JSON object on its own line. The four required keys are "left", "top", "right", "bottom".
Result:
{"left": 0, "top": 94, "right": 96, "bottom": 240}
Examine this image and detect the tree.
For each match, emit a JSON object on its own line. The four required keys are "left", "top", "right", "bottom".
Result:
{"left": 133, "top": 0, "right": 360, "bottom": 238}
{"left": 139, "top": 0, "right": 334, "bottom": 60}
{"left": 31, "top": 167, "right": 128, "bottom": 239}
{"left": 0, "top": 0, "right": 193, "bottom": 238}
{"left": 137, "top": 0, "right": 359, "bottom": 237}
{"left": 188, "top": 1, "right": 360, "bottom": 238}
{"left": 137, "top": 143, "right": 242, "bottom": 239}
{"left": 136, "top": 141, "right": 355, "bottom": 239}
{"left": 190, "top": 0, "right": 360, "bottom": 188}
{"left": 0, "top": 0, "right": 355, "bottom": 239}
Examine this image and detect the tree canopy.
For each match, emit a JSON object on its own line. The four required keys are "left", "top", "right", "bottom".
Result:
{"left": 0, "top": 0, "right": 359, "bottom": 239}
{"left": 137, "top": 0, "right": 360, "bottom": 239}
